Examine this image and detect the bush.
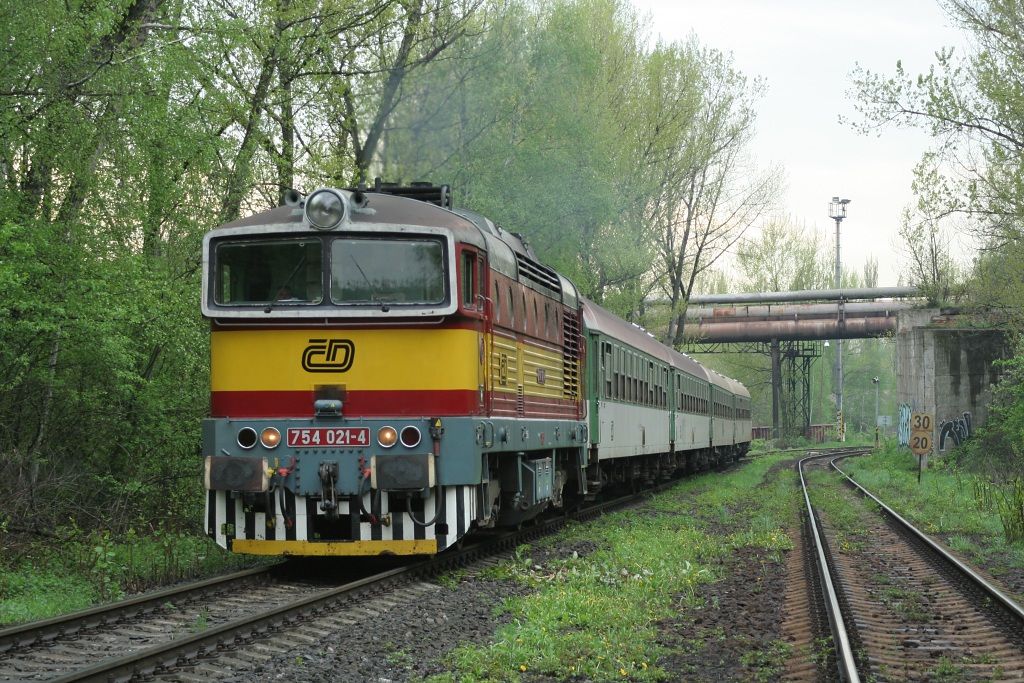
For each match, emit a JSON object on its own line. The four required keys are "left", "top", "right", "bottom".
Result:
{"left": 959, "top": 354, "right": 1024, "bottom": 481}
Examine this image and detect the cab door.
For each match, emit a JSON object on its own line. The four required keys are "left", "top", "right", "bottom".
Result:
{"left": 459, "top": 247, "right": 486, "bottom": 414}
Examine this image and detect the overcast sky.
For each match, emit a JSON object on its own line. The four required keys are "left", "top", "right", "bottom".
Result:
{"left": 629, "top": 0, "right": 968, "bottom": 287}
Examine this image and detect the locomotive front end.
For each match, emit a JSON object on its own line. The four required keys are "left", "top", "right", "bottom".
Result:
{"left": 202, "top": 186, "right": 486, "bottom": 556}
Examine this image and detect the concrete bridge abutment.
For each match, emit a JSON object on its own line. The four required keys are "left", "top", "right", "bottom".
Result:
{"left": 895, "top": 309, "right": 1009, "bottom": 452}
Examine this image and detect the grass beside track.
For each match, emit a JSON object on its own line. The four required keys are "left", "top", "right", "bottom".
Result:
{"left": 431, "top": 453, "right": 800, "bottom": 682}
{"left": 0, "top": 529, "right": 257, "bottom": 626}
{"left": 840, "top": 442, "right": 1024, "bottom": 600}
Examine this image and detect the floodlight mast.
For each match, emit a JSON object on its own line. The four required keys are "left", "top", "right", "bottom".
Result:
{"left": 828, "top": 197, "right": 851, "bottom": 442}
{"left": 873, "top": 376, "right": 880, "bottom": 447}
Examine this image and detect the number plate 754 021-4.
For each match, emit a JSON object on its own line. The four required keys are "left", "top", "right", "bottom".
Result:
{"left": 286, "top": 427, "right": 370, "bottom": 447}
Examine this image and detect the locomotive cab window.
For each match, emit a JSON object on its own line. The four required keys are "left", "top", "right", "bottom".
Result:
{"left": 461, "top": 251, "right": 478, "bottom": 308}
{"left": 331, "top": 237, "right": 446, "bottom": 306}
{"left": 214, "top": 239, "right": 323, "bottom": 305}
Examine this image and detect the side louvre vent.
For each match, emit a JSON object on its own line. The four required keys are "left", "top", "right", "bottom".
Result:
{"left": 515, "top": 253, "right": 561, "bottom": 294}
{"left": 562, "top": 309, "right": 581, "bottom": 400}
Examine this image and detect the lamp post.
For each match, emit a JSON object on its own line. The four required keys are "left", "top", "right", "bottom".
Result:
{"left": 828, "top": 196, "right": 851, "bottom": 442}
{"left": 872, "top": 376, "right": 880, "bottom": 448}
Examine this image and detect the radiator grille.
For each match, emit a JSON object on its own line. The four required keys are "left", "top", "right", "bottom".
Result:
{"left": 562, "top": 309, "right": 581, "bottom": 400}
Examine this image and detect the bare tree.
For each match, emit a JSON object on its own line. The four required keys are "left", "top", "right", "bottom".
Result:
{"left": 654, "top": 43, "right": 781, "bottom": 345}
{"left": 327, "top": 0, "right": 485, "bottom": 183}
{"left": 897, "top": 206, "right": 967, "bottom": 305}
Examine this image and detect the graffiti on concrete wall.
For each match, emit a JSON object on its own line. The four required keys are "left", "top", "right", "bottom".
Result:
{"left": 938, "top": 412, "right": 972, "bottom": 451}
{"left": 897, "top": 403, "right": 912, "bottom": 446}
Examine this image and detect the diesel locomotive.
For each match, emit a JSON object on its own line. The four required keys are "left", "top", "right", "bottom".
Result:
{"left": 202, "top": 183, "right": 751, "bottom": 556}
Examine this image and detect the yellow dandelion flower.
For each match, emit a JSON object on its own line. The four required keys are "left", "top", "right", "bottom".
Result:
{"left": 619, "top": 668, "right": 628, "bottom": 676}
{"left": 519, "top": 664, "right": 527, "bottom": 672}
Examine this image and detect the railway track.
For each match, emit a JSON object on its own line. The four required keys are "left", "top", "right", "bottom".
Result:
{"left": 0, "top": 477, "right": 685, "bottom": 682}
{"left": 799, "top": 449, "right": 1024, "bottom": 682}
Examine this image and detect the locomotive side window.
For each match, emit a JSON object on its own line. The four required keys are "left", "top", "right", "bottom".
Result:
{"left": 461, "top": 251, "right": 477, "bottom": 308}
{"left": 331, "top": 237, "right": 445, "bottom": 305}
{"left": 214, "top": 239, "right": 323, "bottom": 305}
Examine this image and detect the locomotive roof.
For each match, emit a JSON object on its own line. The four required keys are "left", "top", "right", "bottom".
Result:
{"left": 215, "top": 190, "right": 580, "bottom": 307}
{"left": 219, "top": 192, "right": 485, "bottom": 245}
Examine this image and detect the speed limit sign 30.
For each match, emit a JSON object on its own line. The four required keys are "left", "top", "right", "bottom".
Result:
{"left": 910, "top": 411, "right": 933, "bottom": 456}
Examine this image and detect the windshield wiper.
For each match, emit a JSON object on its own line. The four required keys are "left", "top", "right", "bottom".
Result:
{"left": 264, "top": 254, "right": 308, "bottom": 314}
{"left": 348, "top": 254, "right": 390, "bottom": 312}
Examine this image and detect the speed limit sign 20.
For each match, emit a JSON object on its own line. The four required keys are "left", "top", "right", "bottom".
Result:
{"left": 910, "top": 411, "right": 934, "bottom": 456}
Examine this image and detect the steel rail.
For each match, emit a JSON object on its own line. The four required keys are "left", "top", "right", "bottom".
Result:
{"left": 0, "top": 564, "right": 278, "bottom": 655}
{"left": 829, "top": 457, "right": 1024, "bottom": 624}
{"left": 36, "top": 473, "right": 693, "bottom": 682}
{"left": 50, "top": 565, "right": 414, "bottom": 683}
{"left": 799, "top": 450, "right": 862, "bottom": 683}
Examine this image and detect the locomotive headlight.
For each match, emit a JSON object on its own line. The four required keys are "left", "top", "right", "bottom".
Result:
{"left": 305, "top": 189, "right": 347, "bottom": 230}
{"left": 377, "top": 426, "right": 398, "bottom": 448}
{"left": 260, "top": 427, "right": 281, "bottom": 449}
{"left": 400, "top": 425, "right": 421, "bottom": 448}
{"left": 237, "top": 427, "right": 258, "bottom": 450}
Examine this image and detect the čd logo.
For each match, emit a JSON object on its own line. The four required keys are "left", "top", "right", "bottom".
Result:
{"left": 302, "top": 339, "right": 355, "bottom": 372}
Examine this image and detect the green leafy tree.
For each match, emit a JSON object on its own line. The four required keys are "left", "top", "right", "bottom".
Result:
{"left": 384, "top": 0, "right": 655, "bottom": 311}
{"left": 849, "top": 0, "right": 1022, "bottom": 310}
{"left": 735, "top": 216, "right": 831, "bottom": 293}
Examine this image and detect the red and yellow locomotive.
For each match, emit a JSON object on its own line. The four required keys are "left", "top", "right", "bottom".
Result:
{"left": 202, "top": 183, "right": 588, "bottom": 555}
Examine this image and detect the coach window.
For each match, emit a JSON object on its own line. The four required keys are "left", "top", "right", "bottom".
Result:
{"left": 628, "top": 354, "right": 635, "bottom": 403}
{"left": 647, "top": 363, "right": 653, "bottom": 406}
{"left": 647, "top": 362, "right": 654, "bottom": 405}
{"left": 618, "top": 346, "right": 626, "bottom": 400}
{"left": 603, "top": 341, "right": 612, "bottom": 397}
{"left": 619, "top": 349, "right": 626, "bottom": 399}
{"left": 617, "top": 348, "right": 625, "bottom": 399}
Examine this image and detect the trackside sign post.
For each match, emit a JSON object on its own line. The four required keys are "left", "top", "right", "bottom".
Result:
{"left": 910, "top": 411, "right": 933, "bottom": 484}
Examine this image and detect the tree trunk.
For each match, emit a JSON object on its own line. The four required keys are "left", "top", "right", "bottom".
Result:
{"left": 355, "top": 0, "right": 425, "bottom": 179}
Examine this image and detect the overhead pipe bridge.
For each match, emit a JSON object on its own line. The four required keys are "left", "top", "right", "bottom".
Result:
{"left": 684, "top": 287, "right": 920, "bottom": 343}
{"left": 679, "top": 287, "right": 921, "bottom": 440}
